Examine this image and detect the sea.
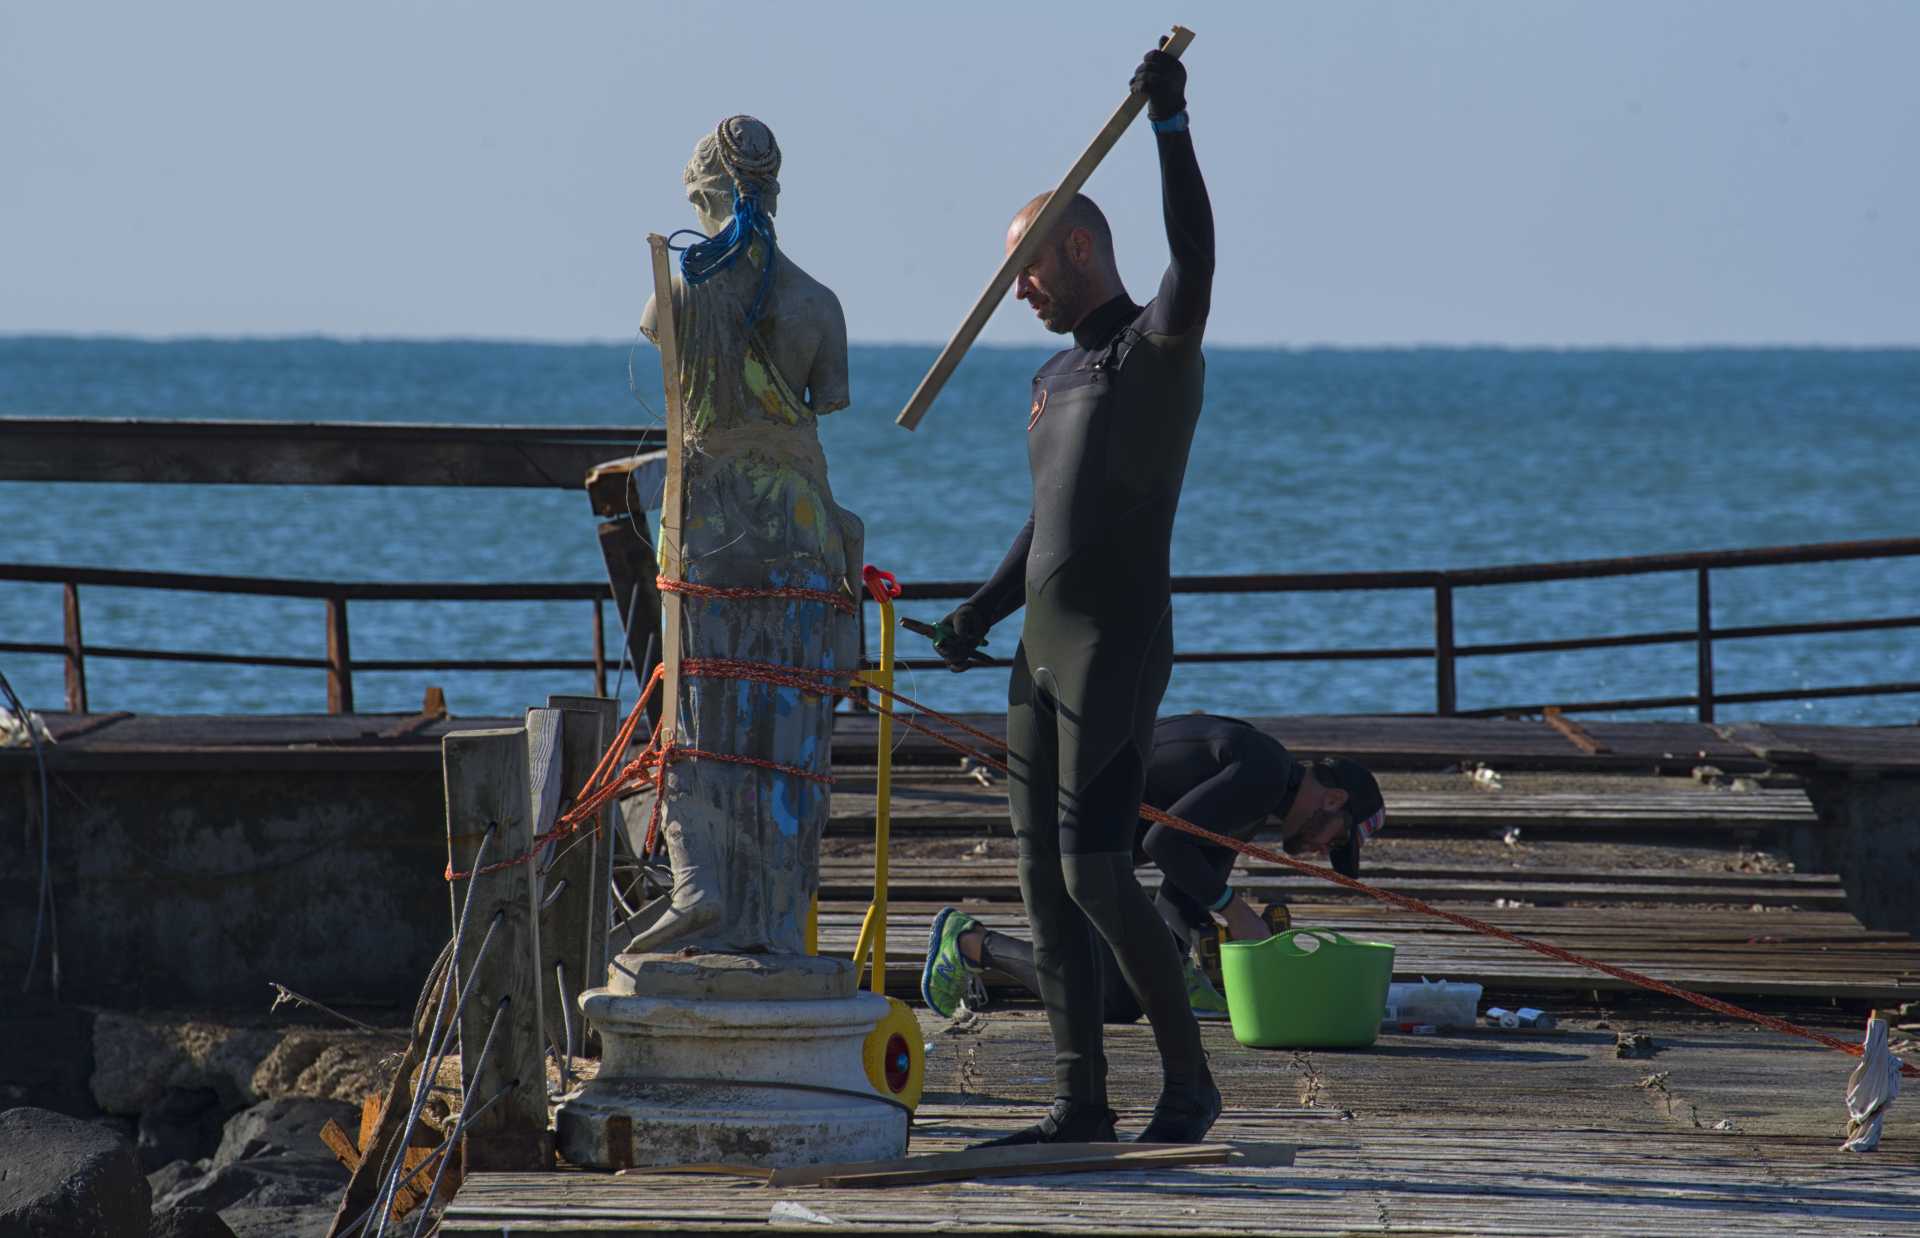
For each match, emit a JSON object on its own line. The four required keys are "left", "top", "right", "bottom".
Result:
{"left": 2, "top": 337, "right": 1917, "bottom": 725}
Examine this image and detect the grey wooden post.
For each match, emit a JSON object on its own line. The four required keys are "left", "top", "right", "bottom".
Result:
{"left": 534, "top": 697, "right": 619, "bottom": 1062}
{"left": 443, "top": 727, "right": 551, "bottom": 1171}
{"left": 547, "top": 695, "right": 619, "bottom": 982}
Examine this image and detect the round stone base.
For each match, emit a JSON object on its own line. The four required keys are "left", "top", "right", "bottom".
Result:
{"left": 557, "top": 983, "right": 908, "bottom": 1170}
{"left": 557, "top": 1078, "right": 904, "bottom": 1169}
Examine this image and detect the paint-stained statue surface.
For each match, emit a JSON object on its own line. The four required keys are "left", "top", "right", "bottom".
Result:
{"left": 628, "top": 115, "right": 863, "bottom": 957}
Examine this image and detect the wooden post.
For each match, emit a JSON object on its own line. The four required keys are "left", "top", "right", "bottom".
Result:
{"left": 1433, "top": 582, "right": 1457, "bottom": 717}
{"left": 1697, "top": 567, "right": 1715, "bottom": 723}
{"left": 443, "top": 727, "right": 550, "bottom": 1171}
{"left": 524, "top": 708, "right": 568, "bottom": 1072}
{"left": 62, "top": 582, "right": 88, "bottom": 713}
{"left": 530, "top": 699, "right": 617, "bottom": 1064}
{"left": 895, "top": 25, "right": 1196, "bottom": 429}
{"left": 647, "top": 234, "right": 689, "bottom": 750}
{"left": 325, "top": 595, "right": 354, "bottom": 714}
{"left": 547, "top": 694, "right": 619, "bottom": 985}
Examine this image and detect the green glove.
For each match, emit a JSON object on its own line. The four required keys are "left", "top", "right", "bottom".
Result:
{"left": 932, "top": 606, "right": 989, "bottom": 673}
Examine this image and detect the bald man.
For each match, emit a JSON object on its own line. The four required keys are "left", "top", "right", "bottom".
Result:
{"left": 931, "top": 47, "right": 1216, "bottom": 1146}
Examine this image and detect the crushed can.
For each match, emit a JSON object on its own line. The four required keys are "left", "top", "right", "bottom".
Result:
{"left": 1485, "top": 1006, "right": 1558, "bottom": 1031}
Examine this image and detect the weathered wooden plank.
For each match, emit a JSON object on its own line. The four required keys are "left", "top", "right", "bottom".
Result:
{"left": 804, "top": 896, "right": 1920, "bottom": 1001}
{"left": 819, "top": 854, "right": 1843, "bottom": 884}
{"left": 0, "top": 416, "right": 665, "bottom": 490}
{"left": 646, "top": 234, "right": 688, "bottom": 760}
{"left": 547, "top": 694, "right": 619, "bottom": 985}
{"left": 444, "top": 727, "right": 550, "bottom": 1172}
{"left": 764, "top": 1141, "right": 1245, "bottom": 1189}
{"left": 526, "top": 707, "right": 586, "bottom": 1071}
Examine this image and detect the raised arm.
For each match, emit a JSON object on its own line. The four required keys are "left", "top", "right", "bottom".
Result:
{"left": 1132, "top": 48, "right": 1214, "bottom": 336}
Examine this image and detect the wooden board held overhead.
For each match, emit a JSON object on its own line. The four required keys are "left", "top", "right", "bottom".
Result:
{"left": 895, "top": 25, "right": 1196, "bottom": 429}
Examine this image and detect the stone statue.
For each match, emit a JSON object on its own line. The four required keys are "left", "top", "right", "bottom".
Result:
{"left": 560, "top": 116, "right": 903, "bottom": 1173}
{"left": 626, "top": 115, "right": 864, "bottom": 957}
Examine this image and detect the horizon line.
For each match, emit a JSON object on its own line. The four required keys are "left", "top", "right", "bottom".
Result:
{"left": 4, "top": 331, "right": 1919, "bottom": 353}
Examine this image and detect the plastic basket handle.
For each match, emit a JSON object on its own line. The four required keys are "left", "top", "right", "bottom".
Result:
{"left": 1269, "top": 928, "right": 1355, "bottom": 956}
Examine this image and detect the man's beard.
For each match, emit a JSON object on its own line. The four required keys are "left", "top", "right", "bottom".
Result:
{"left": 1039, "top": 260, "right": 1092, "bottom": 334}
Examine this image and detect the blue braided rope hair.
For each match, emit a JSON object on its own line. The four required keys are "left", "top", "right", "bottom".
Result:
{"left": 667, "top": 188, "right": 778, "bottom": 325}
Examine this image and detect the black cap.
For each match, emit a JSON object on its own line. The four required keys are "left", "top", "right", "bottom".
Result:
{"left": 1318, "top": 757, "right": 1385, "bottom": 879}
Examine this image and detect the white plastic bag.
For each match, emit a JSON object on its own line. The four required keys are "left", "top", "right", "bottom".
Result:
{"left": 1383, "top": 979, "right": 1482, "bottom": 1029}
{"left": 1, "top": 707, "right": 55, "bottom": 749}
{"left": 1841, "top": 1014, "right": 1902, "bottom": 1152}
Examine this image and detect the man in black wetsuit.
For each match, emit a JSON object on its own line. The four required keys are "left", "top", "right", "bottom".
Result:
{"left": 928, "top": 47, "right": 1219, "bottom": 1146}
{"left": 921, "top": 714, "right": 1387, "bottom": 1024}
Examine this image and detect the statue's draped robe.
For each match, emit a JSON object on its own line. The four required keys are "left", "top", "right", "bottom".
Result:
{"left": 642, "top": 246, "right": 862, "bottom": 955}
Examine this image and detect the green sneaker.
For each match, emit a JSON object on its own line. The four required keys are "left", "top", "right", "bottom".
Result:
{"left": 1185, "top": 959, "right": 1230, "bottom": 1019}
{"left": 921, "top": 906, "right": 982, "bottom": 1018}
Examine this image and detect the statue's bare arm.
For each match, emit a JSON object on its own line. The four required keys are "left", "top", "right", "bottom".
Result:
{"left": 806, "top": 292, "right": 851, "bottom": 414}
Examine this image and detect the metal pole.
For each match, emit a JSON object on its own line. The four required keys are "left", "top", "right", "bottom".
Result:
{"left": 1696, "top": 568, "right": 1715, "bottom": 723}
{"left": 1434, "top": 582, "right": 1457, "bottom": 716}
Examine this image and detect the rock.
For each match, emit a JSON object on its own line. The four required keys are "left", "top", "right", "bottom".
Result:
{"left": 138, "top": 1086, "right": 224, "bottom": 1172}
{"left": 0, "top": 1001, "right": 98, "bottom": 1117}
{"left": 210, "top": 1098, "right": 356, "bottom": 1170}
{"left": 250, "top": 1031, "right": 396, "bottom": 1105}
{"left": 0, "top": 1106, "right": 151, "bottom": 1237}
{"left": 147, "top": 1157, "right": 207, "bottom": 1201}
{"left": 155, "top": 1099, "right": 354, "bottom": 1220}
{"left": 151, "top": 1205, "right": 239, "bottom": 1238}
{"left": 1616, "top": 1031, "right": 1658, "bottom": 1059}
{"left": 91, "top": 1013, "right": 281, "bottom": 1116}
{"left": 220, "top": 1204, "right": 331, "bottom": 1238}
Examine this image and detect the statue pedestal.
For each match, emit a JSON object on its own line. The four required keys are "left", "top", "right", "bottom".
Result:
{"left": 556, "top": 953, "right": 908, "bottom": 1169}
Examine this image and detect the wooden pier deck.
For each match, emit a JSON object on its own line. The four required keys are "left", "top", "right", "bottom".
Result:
{"left": 442, "top": 1008, "right": 1920, "bottom": 1236}
{"left": 17, "top": 710, "right": 1920, "bottom": 777}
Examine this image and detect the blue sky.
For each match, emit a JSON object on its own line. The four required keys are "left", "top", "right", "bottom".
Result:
{"left": 2, "top": 1, "right": 1914, "bottom": 346}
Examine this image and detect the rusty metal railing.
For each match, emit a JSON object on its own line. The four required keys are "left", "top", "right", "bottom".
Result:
{"left": 4, "top": 535, "right": 1920, "bottom": 719}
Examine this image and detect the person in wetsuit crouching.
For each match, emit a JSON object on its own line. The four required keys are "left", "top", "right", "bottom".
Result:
{"left": 921, "top": 715, "right": 1388, "bottom": 1024}
{"left": 929, "top": 46, "right": 1218, "bottom": 1147}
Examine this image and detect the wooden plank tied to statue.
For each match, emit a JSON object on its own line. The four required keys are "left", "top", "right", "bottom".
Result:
{"left": 895, "top": 24, "right": 1196, "bottom": 429}
{"left": 646, "top": 233, "right": 689, "bottom": 753}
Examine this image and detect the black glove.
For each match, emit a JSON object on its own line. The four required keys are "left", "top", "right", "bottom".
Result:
{"left": 931, "top": 604, "right": 989, "bottom": 673}
{"left": 1131, "top": 46, "right": 1187, "bottom": 122}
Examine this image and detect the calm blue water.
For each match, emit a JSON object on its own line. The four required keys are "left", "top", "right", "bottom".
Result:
{"left": 2, "top": 337, "right": 1917, "bottom": 723}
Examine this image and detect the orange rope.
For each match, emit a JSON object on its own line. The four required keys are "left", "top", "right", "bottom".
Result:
{"left": 444, "top": 578, "right": 1912, "bottom": 1078}
{"left": 658, "top": 574, "right": 856, "bottom": 615}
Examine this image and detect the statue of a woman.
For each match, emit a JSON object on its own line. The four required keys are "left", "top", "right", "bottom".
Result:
{"left": 626, "top": 115, "right": 863, "bottom": 957}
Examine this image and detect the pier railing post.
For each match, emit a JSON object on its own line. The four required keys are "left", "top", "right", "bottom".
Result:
{"left": 325, "top": 595, "right": 354, "bottom": 714}
{"left": 62, "top": 582, "right": 88, "bottom": 713}
{"left": 1434, "top": 580, "right": 1457, "bottom": 716}
{"left": 1696, "top": 567, "right": 1715, "bottom": 722}
{"left": 591, "top": 599, "right": 608, "bottom": 697}
{"left": 444, "top": 727, "right": 551, "bottom": 1172}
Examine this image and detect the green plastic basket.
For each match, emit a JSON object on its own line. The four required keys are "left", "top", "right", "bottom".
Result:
{"left": 1220, "top": 928, "right": 1396, "bottom": 1048}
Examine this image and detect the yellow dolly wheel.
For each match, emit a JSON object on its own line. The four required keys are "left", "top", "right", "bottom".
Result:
{"left": 862, "top": 995, "right": 925, "bottom": 1112}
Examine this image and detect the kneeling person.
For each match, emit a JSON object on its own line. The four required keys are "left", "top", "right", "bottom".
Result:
{"left": 923, "top": 714, "right": 1385, "bottom": 1021}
